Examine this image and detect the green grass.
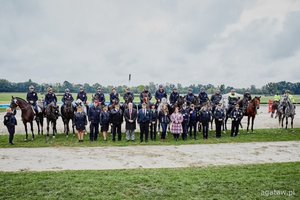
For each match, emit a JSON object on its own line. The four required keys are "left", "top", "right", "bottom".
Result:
{"left": 0, "top": 162, "right": 299, "bottom": 200}
{"left": 0, "top": 128, "right": 299, "bottom": 148}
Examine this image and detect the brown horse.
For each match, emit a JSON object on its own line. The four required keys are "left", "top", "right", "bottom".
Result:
{"left": 61, "top": 100, "right": 75, "bottom": 136}
{"left": 10, "top": 96, "right": 35, "bottom": 140}
{"left": 243, "top": 96, "right": 261, "bottom": 132}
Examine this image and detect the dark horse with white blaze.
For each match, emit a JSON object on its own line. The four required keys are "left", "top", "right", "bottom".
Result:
{"left": 10, "top": 96, "right": 41, "bottom": 140}
{"left": 45, "top": 102, "right": 60, "bottom": 141}
{"left": 61, "top": 100, "right": 75, "bottom": 136}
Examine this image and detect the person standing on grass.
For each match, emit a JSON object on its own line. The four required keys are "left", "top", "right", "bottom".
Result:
{"left": 214, "top": 103, "right": 225, "bottom": 138}
{"left": 124, "top": 102, "right": 137, "bottom": 142}
{"left": 88, "top": 100, "right": 101, "bottom": 142}
{"left": 181, "top": 103, "right": 189, "bottom": 141}
{"left": 74, "top": 106, "right": 87, "bottom": 142}
{"left": 158, "top": 104, "right": 170, "bottom": 141}
{"left": 189, "top": 104, "right": 198, "bottom": 140}
{"left": 149, "top": 104, "right": 158, "bottom": 141}
{"left": 110, "top": 104, "right": 123, "bottom": 142}
{"left": 170, "top": 106, "right": 183, "bottom": 141}
{"left": 137, "top": 103, "right": 150, "bottom": 143}
{"left": 199, "top": 104, "right": 212, "bottom": 140}
{"left": 230, "top": 104, "right": 243, "bottom": 137}
{"left": 3, "top": 108, "right": 17, "bottom": 145}
{"left": 100, "top": 106, "right": 110, "bottom": 141}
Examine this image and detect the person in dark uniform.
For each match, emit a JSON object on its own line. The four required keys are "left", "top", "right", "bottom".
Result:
{"left": 158, "top": 104, "right": 170, "bottom": 141}
{"left": 181, "top": 103, "right": 189, "bottom": 141}
{"left": 210, "top": 89, "right": 222, "bottom": 113}
{"left": 149, "top": 104, "right": 158, "bottom": 141}
{"left": 155, "top": 85, "right": 167, "bottom": 104}
{"left": 77, "top": 86, "right": 88, "bottom": 105}
{"left": 3, "top": 108, "right": 17, "bottom": 145}
{"left": 199, "top": 104, "right": 211, "bottom": 139}
{"left": 185, "top": 88, "right": 196, "bottom": 106}
{"left": 26, "top": 85, "right": 39, "bottom": 114}
{"left": 100, "top": 106, "right": 110, "bottom": 141}
{"left": 44, "top": 87, "right": 57, "bottom": 107}
{"left": 110, "top": 104, "right": 123, "bottom": 141}
{"left": 169, "top": 87, "right": 179, "bottom": 106}
{"left": 88, "top": 100, "right": 101, "bottom": 142}
{"left": 123, "top": 87, "right": 134, "bottom": 103}
{"left": 227, "top": 89, "right": 239, "bottom": 114}
{"left": 139, "top": 86, "right": 152, "bottom": 104}
{"left": 230, "top": 104, "right": 243, "bottom": 137}
{"left": 93, "top": 87, "right": 105, "bottom": 105}
{"left": 137, "top": 103, "right": 150, "bottom": 142}
{"left": 214, "top": 103, "right": 225, "bottom": 138}
{"left": 109, "top": 87, "right": 119, "bottom": 105}
{"left": 189, "top": 104, "right": 198, "bottom": 140}
{"left": 74, "top": 106, "right": 87, "bottom": 142}
{"left": 61, "top": 88, "right": 74, "bottom": 113}
{"left": 198, "top": 87, "right": 209, "bottom": 107}
{"left": 124, "top": 102, "right": 137, "bottom": 142}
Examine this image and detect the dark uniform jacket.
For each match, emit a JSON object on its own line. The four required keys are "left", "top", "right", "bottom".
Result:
{"left": 3, "top": 113, "right": 17, "bottom": 127}
{"left": 230, "top": 108, "right": 243, "bottom": 122}
{"left": 88, "top": 105, "right": 101, "bottom": 123}
{"left": 199, "top": 110, "right": 211, "bottom": 123}
{"left": 74, "top": 112, "right": 87, "bottom": 130}
{"left": 181, "top": 108, "right": 190, "bottom": 124}
{"left": 169, "top": 92, "right": 179, "bottom": 105}
{"left": 77, "top": 91, "right": 87, "bottom": 104}
{"left": 199, "top": 92, "right": 209, "bottom": 105}
{"left": 100, "top": 112, "right": 110, "bottom": 126}
{"left": 185, "top": 93, "right": 195, "bottom": 105}
{"left": 155, "top": 90, "right": 167, "bottom": 102}
{"left": 211, "top": 94, "right": 222, "bottom": 105}
{"left": 158, "top": 111, "right": 170, "bottom": 124}
{"left": 150, "top": 109, "right": 158, "bottom": 123}
{"left": 45, "top": 93, "right": 57, "bottom": 105}
{"left": 137, "top": 109, "right": 150, "bottom": 123}
{"left": 62, "top": 93, "right": 74, "bottom": 104}
{"left": 214, "top": 108, "right": 225, "bottom": 121}
{"left": 94, "top": 92, "right": 105, "bottom": 105}
{"left": 110, "top": 109, "right": 123, "bottom": 125}
{"left": 140, "top": 91, "right": 152, "bottom": 103}
{"left": 123, "top": 92, "right": 134, "bottom": 103}
{"left": 109, "top": 92, "right": 119, "bottom": 104}
{"left": 124, "top": 108, "right": 137, "bottom": 130}
{"left": 189, "top": 109, "right": 198, "bottom": 124}
{"left": 26, "top": 92, "right": 38, "bottom": 105}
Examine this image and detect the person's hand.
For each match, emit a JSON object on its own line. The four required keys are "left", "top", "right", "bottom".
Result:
{"left": 129, "top": 120, "right": 133, "bottom": 123}
{"left": 30, "top": 101, "right": 33, "bottom": 104}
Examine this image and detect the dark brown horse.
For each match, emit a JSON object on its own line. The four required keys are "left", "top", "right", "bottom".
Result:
{"left": 61, "top": 100, "right": 75, "bottom": 136}
{"left": 243, "top": 96, "right": 261, "bottom": 132}
{"left": 45, "top": 102, "right": 59, "bottom": 141}
{"left": 10, "top": 96, "right": 35, "bottom": 140}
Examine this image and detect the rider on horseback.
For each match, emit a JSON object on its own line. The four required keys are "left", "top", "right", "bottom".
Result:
{"left": 44, "top": 87, "right": 57, "bottom": 108}
{"left": 26, "top": 85, "right": 39, "bottom": 114}
{"left": 109, "top": 87, "right": 120, "bottom": 105}
{"left": 169, "top": 87, "right": 179, "bottom": 106}
{"left": 242, "top": 91, "right": 252, "bottom": 113}
{"left": 77, "top": 86, "right": 88, "bottom": 106}
{"left": 61, "top": 88, "right": 74, "bottom": 113}
{"left": 140, "top": 86, "right": 152, "bottom": 104}
{"left": 210, "top": 89, "right": 222, "bottom": 111}
{"left": 123, "top": 87, "right": 134, "bottom": 103}
{"left": 228, "top": 89, "right": 238, "bottom": 113}
{"left": 155, "top": 84, "right": 167, "bottom": 104}
{"left": 93, "top": 87, "right": 105, "bottom": 105}
{"left": 198, "top": 87, "right": 209, "bottom": 107}
{"left": 185, "top": 88, "right": 195, "bottom": 106}
{"left": 285, "top": 90, "right": 296, "bottom": 114}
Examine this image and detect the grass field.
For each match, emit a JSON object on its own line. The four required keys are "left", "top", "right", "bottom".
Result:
{"left": 0, "top": 162, "right": 299, "bottom": 199}
{"left": 0, "top": 128, "right": 299, "bottom": 148}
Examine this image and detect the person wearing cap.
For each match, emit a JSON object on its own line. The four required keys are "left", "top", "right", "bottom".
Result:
{"left": 3, "top": 108, "right": 17, "bottom": 145}
{"left": 285, "top": 90, "right": 296, "bottom": 104}
{"left": 139, "top": 86, "right": 152, "bottom": 104}
{"left": 124, "top": 102, "right": 137, "bottom": 142}
{"left": 198, "top": 87, "right": 209, "bottom": 107}
{"left": 155, "top": 85, "right": 167, "bottom": 104}
{"left": 210, "top": 89, "right": 222, "bottom": 114}
{"left": 26, "top": 85, "right": 39, "bottom": 114}
{"left": 123, "top": 87, "right": 134, "bottom": 103}
{"left": 185, "top": 88, "right": 195, "bottom": 106}
{"left": 227, "top": 89, "right": 238, "bottom": 115}
{"left": 110, "top": 104, "right": 123, "bottom": 141}
{"left": 88, "top": 100, "right": 101, "bottom": 142}
{"left": 77, "top": 86, "right": 87, "bottom": 105}
{"left": 74, "top": 106, "right": 87, "bottom": 142}
{"left": 214, "top": 103, "right": 225, "bottom": 138}
{"left": 230, "top": 104, "right": 243, "bottom": 137}
{"left": 109, "top": 87, "right": 119, "bottom": 105}
{"left": 137, "top": 103, "right": 150, "bottom": 142}
{"left": 44, "top": 87, "right": 57, "bottom": 107}
{"left": 94, "top": 87, "right": 105, "bottom": 105}
{"left": 169, "top": 87, "right": 179, "bottom": 106}
{"left": 242, "top": 91, "right": 252, "bottom": 111}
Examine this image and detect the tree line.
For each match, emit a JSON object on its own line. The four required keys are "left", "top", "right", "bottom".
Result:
{"left": 0, "top": 79, "right": 299, "bottom": 95}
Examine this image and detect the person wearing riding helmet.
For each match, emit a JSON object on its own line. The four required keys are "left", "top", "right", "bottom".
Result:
{"left": 169, "top": 87, "right": 179, "bottom": 106}
{"left": 228, "top": 89, "right": 238, "bottom": 109}
{"left": 155, "top": 84, "right": 167, "bottom": 104}
{"left": 94, "top": 87, "right": 105, "bottom": 105}
{"left": 109, "top": 87, "right": 119, "bottom": 105}
{"left": 26, "top": 85, "right": 39, "bottom": 114}
{"left": 139, "top": 86, "right": 152, "bottom": 104}
{"left": 198, "top": 87, "right": 209, "bottom": 107}
{"left": 123, "top": 87, "right": 134, "bottom": 103}
{"left": 61, "top": 88, "right": 74, "bottom": 113}
{"left": 185, "top": 88, "right": 195, "bottom": 106}
{"left": 44, "top": 87, "right": 57, "bottom": 107}
{"left": 77, "top": 86, "right": 87, "bottom": 105}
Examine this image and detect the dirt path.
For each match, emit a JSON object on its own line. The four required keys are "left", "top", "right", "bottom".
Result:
{"left": 0, "top": 141, "right": 299, "bottom": 172}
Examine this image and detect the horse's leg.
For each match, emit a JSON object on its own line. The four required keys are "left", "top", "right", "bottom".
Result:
{"left": 72, "top": 118, "right": 75, "bottom": 135}
{"left": 247, "top": 116, "right": 250, "bottom": 133}
{"left": 24, "top": 122, "right": 28, "bottom": 141}
{"left": 30, "top": 121, "right": 34, "bottom": 140}
{"left": 36, "top": 119, "right": 40, "bottom": 135}
{"left": 40, "top": 115, "right": 44, "bottom": 135}
{"left": 53, "top": 120, "right": 56, "bottom": 138}
{"left": 66, "top": 119, "right": 70, "bottom": 137}
{"left": 251, "top": 116, "right": 255, "bottom": 132}
{"left": 46, "top": 119, "right": 50, "bottom": 142}
{"left": 291, "top": 116, "right": 294, "bottom": 129}
{"left": 224, "top": 116, "right": 228, "bottom": 131}
{"left": 285, "top": 117, "right": 288, "bottom": 129}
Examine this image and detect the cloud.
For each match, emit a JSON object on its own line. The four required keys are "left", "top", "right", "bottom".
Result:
{"left": 0, "top": 0, "right": 299, "bottom": 88}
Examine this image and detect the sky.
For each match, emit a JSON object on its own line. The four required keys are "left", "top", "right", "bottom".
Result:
{"left": 0, "top": 0, "right": 300, "bottom": 88}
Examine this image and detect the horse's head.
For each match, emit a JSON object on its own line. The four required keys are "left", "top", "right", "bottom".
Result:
{"left": 143, "top": 96, "right": 149, "bottom": 103}
{"left": 10, "top": 96, "right": 18, "bottom": 109}
{"left": 253, "top": 96, "right": 261, "bottom": 109}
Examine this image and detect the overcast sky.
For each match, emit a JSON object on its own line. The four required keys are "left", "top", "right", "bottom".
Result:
{"left": 0, "top": 0, "right": 299, "bottom": 88}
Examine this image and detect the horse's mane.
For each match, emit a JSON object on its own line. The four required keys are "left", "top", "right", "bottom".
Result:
{"left": 15, "top": 97, "right": 28, "bottom": 103}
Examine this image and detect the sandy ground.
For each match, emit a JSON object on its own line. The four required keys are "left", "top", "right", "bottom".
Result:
{"left": 0, "top": 141, "right": 299, "bottom": 172}
{"left": 0, "top": 105, "right": 299, "bottom": 135}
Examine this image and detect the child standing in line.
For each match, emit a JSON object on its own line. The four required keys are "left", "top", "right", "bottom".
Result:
{"left": 74, "top": 106, "right": 87, "bottom": 142}
{"left": 170, "top": 106, "right": 183, "bottom": 141}
{"left": 149, "top": 104, "right": 158, "bottom": 141}
{"left": 3, "top": 108, "right": 17, "bottom": 145}
{"left": 100, "top": 106, "right": 110, "bottom": 141}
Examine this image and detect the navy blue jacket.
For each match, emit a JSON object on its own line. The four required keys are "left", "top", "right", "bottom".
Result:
{"left": 230, "top": 108, "right": 243, "bottom": 122}
{"left": 88, "top": 105, "right": 101, "bottom": 123}
{"left": 74, "top": 112, "right": 87, "bottom": 130}
{"left": 77, "top": 91, "right": 87, "bottom": 103}
{"left": 140, "top": 91, "right": 152, "bottom": 103}
{"left": 169, "top": 92, "right": 179, "bottom": 105}
{"left": 100, "top": 111, "right": 110, "bottom": 126}
{"left": 110, "top": 109, "right": 123, "bottom": 125}
{"left": 62, "top": 93, "right": 74, "bottom": 104}
{"left": 94, "top": 92, "right": 105, "bottom": 105}
{"left": 137, "top": 109, "right": 150, "bottom": 123}
{"left": 199, "top": 110, "right": 211, "bottom": 123}
{"left": 185, "top": 93, "right": 195, "bottom": 104}
{"left": 45, "top": 93, "right": 57, "bottom": 105}
{"left": 155, "top": 90, "right": 167, "bottom": 101}
{"left": 123, "top": 92, "right": 134, "bottom": 103}
{"left": 189, "top": 109, "right": 198, "bottom": 123}
{"left": 214, "top": 108, "right": 225, "bottom": 121}
{"left": 198, "top": 92, "right": 209, "bottom": 104}
{"left": 3, "top": 113, "right": 17, "bottom": 127}
{"left": 211, "top": 94, "right": 222, "bottom": 105}
{"left": 109, "top": 92, "right": 119, "bottom": 104}
{"left": 181, "top": 108, "right": 190, "bottom": 124}
{"left": 158, "top": 111, "right": 170, "bottom": 124}
{"left": 150, "top": 109, "right": 158, "bottom": 123}
{"left": 26, "top": 92, "right": 38, "bottom": 104}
